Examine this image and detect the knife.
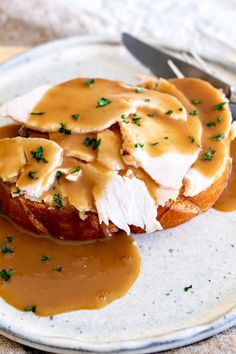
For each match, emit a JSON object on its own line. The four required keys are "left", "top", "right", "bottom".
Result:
{"left": 122, "top": 33, "right": 236, "bottom": 118}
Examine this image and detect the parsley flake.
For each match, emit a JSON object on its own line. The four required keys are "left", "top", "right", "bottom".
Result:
{"left": 53, "top": 194, "right": 63, "bottom": 209}
{"left": 1, "top": 243, "right": 13, "bottom": 254}
{"left": 135, "top": 88, "right": 144, "bottom": 93}
{"left": 215, "top": 102, "right": 226, "bottom": 111}
{"left": 201, "top": 148, "right": 216, "bottom": 161}
{"left": 211, "top": 133, "right": 225, "bottom": 141}
{"left": 83, "top": 137, "right": 101, "bottom": 150}
{"left": 96, "top": 97, "right": 112, "bottom": 107}
{"left": 217, "top": 116, "right": 223, "bottom": 123}
{"left": 6, "top": 236, "right": 13, "bottom": 242}
{"left": 206, "top": 121, "right": 216, "bottom": 127}
{"left": 0, "top": 269, "right": 13, "bottom": 282}
{"left": 31, "top": 146, "right": 48, "bottom": 163}
{"left": 54, "top": 265, "right": 62, "bottom": 272}
{"left": 41, "top": 255, "right": 50, "bottom": 262}
{"left": 184, "top": 284, "right": 192, "bottom": 292}
{"left": 30, "top": 112, "right": 45, "bottom": 116}
{"left": 188, "top": 136, "right": 195, "bottom": 143}
{"left": 134, "top": 143, "right": 144, "bottom": 148}
{"left": 178, "top": 107, "right": 183, "bottom": 112}
{"left": 59, "top": 123, "right": 72, "bottom": 135}
{"left": 149, "top": 142, "right": 159, "bottom": 147}
{"left": 24, "top": 305, "right": 36, "bottom": 313}
{"left": 165, "top": 110, "right": 173, "bottom": 116}
{"left": 85, "top": 79, "right": 95, "bottom": 87}
{"left": 131, "top": 115, "right": 141, "bottom": 126}
{"left": 121, "top": 114, "right": 129, "bottom": 123}
{"left": 147, "top": 113, "right": 155, "bottom": 117}
{"left": 189, "top": 110, "right": 198, "bottom": 116}
{"left": 144, "top": 98, "right": 150, "bottom": 102}
{"left": 191, "top": 99, "right": 201, "bottom": 105}
{"left": 71, "top": 166, "right": 81, "bottom": 174}
{"left": 56, "top": 170, "right": 63, "bottom": 183}
{"left": 71, "top": 114, "right": 80, "bottom": 120}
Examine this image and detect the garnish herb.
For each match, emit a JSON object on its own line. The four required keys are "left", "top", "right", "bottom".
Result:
{"left": 191, "top": 99, "right": 201, "bottom": 105}
{"left": 24, "top": 305, "right": 36, "bottom": 313}
{"left": 206, "top": 121, "right": 216, "bottom": 127}
{"left": 53, "top": 193, "right": 63, "bottom": 209}
{"left": 54, "top": 265, "right": 62, "bottom": 272}
{"left": 147, "top": 113, "right": 155, "bottom": 117}
{"left": 189, "top": 110, "right": 197, "bottom": 116}
{"left": 56, "top": 170, "right": 63, "bottom": 183}
{"left": 188, "top": 136, "right": 195, "bottom": 143}
{"left": 59, "top": 123, "right": 72, "bottom": 135}
{"left": 164, "top": 136, "right": 169, "bottom": 139}
{"left": 217, "top": 116, "right": 223, "bottom": 123}
{"left": 0, "top": 269, "right": 13, "bottom": 282}
{"left": 83, "top": 137, "right": 101, "bottom": 150}
{"left": 131, "top": 115, "right": 141, "bottom": 126}
{"left": 41, "top": 255, "right": 50, "bottom": 262}
{"left": 135, "top": 88, "right": 144, "bottom": 93}
{"left": 28, "top": 171, "right": 38, "bottom": 180}
{"left": 96, "top": 97, "right": 112, "bottom": 107}
{"left": 31, "top": 146, "right": 48, "bottom": 163}
{"left": 85, "top": 79, "right": 95, "bottom": 87}
{"left": 178, "top": 107, "right": 183, "bottom": 112}
{"left": 1, "top": 243, "right": 13, "bottom": 254}
{"left": 144, "top": 98, "right": 150, "bottom": 102}
{"left": 121, "top": 114, "right": 129, "bottom": 123}
{"left": 184, "top": 284, "right": 192, "bottom": 292}
{"left": 201, "top": 148, "right": 216, "bottom": 161}
{"left": 149, "top": 142, "right": 159, "bottom": 147}
{"left": 134, "top": 143, "right": 144, "bottom": 148}
{"left": 71, "top": 166, "right": 81, "bottom": 174}
{"left": 12, "top": 188, "right": 21, "bottom": 195}
{"left": 165, "top": 110, "right": 173, "bottom": 116}
{"left": 71, "top": 114, "right": 80, "bottom": 120}
{"left": 215, "top": 102, "right": 226, "bottom": 111}
{"left": 6, "top": 236, "right": 13, "bottom": 242}
{"left": 30, "top": 112, "right": 45, "bottom": 116}
{"left": 211, "top": 133, "right": 225, "bottom": 141}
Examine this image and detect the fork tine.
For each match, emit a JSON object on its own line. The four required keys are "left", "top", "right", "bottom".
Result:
{"left": 167, "top": 59, "right": 184, "bottom": 78}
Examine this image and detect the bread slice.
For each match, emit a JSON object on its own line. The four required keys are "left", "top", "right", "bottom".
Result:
{"left": 0, "top": 160, "right": 229, "bottom": 240}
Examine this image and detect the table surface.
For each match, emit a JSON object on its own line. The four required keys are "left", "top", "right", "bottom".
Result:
{"left": 0, "top": 45, "right": 236, "bottom": 354}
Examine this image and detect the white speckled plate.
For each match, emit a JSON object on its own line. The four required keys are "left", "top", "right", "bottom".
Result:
{"left": 0, "top": 36, "right": 236, "bottom": 354}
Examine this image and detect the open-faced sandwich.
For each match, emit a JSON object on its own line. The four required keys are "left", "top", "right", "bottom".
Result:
{"left": 0, "top": 77, "right": 234, "bottom": 240}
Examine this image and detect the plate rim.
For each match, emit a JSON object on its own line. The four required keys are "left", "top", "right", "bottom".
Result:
{"left": 0, "top": 35, "right": 236, "bottom": 353}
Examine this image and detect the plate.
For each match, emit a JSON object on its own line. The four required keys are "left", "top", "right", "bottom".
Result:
{"left": 0, "top": 36, "right": 236, "bottom": 354}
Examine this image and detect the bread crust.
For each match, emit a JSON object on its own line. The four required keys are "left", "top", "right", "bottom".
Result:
{"left": 0, "top": 161, "right": 230, "bottom": 240}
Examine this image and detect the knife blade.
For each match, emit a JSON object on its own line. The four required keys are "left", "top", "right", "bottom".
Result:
{"left": 122, "top": 33, "right": 234, "bottom": 99}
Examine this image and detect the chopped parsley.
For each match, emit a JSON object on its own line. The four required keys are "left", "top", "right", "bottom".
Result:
{"left": 131, "top": 115, "right": 141, "bottom": 126}
{"left": 85, "top": 79, "right": 95, "bottom": 87}
{"left": 134, "top": 142, "right": 144, "bottom": 148}
{"left": 217, "top": 116, "right": 223, "bottom": 123}
{"left": 56, "top": 170, "right": 63, "bottom": 183}
{"left": 24, "top": 305, "right": 36, "bottom": 313}
{"left": 215, "top": 102, "right": 226, "bottom": 111}
{"left": 184, "top": 284, "right": 192, "bottom": 292}
{"left": 135, "top": 88, "right": 144, "bottom": 93}
{"left": 206, "top": 121, "right": 216, "bottom": 127}
{"left": 147, "top": 113, "right": 155, "bottom": 117}
{"left": 201, "top": 148, "right": 216, "bottom": 161}
{"left": 71, "top": 114, "right": 80, "bottom": 120}
{"left": 165, "top": 110, "right": 173, "bottom": 116}
{"left": 178, "top": 107, "right": 183, "bottom": 112}
{"left": 54, "top": 265, "right": 62, "bottom": 272}
{"left": 0, "top": 269, "right": 13, "bottom": 282}
{"left": 121, "top": 114, "right": 129, "bottom": 123}
{"left": 71, "top": 166, "right": 81, "bottom": 174}
{"left": 96, "top": 97, "right": 112, "bottom": 107}
{"left": 31, "top": 146, "right": 48, "bottom": 163}
{"left": 149, "top": 142, "right": 159, "bottom": 147}
{"left": 6, "top": 236, "right": 13, "bottom": 242}
{"left": 188, "top": 136, "right": 195, "bottom": 143}
{"left": 83, "top": 137, "right": 101, "bottom": 150}
{"left": 191, "top": 99, "right": 201, "bottom": 105}
{"left": 30, "top": 112, "right": 45, "bottom": 116}
{"left": 1, "top": 243, "right": 13, "bottom": 254}
{"left": 189, "top": 110, "right": 198, "bottom": 116}
{"left": 144, "top": 98, "right": 150, "bottom": 102}
{"left": 41, "top": 255, "right": 50, "bottom": 262}
{"left": 211, "top": 133, "right": 225, "bottom": 141}
{"left": 28, "top": 171, "right": 38, "bottom": 180}
{"left": 53, "top": 193, "right": 63, "bottom": 209}
{"left": 12, "top": 188, "right": 21, "bottom": 195}
{"left": 164, "top": 136, "right": 169, "bottom": 139}
{"left": 59, "top": 123, "right": 72, "bottom": 135}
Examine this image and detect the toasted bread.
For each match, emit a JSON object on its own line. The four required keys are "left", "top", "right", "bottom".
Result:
{"left": 0, "top": 160, "right": 230, "bottom": 240}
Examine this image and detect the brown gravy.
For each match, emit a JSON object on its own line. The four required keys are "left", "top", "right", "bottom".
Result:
{"left": 214, "top": 139, "right": 236, "bottom": 211}
{"left": 0, "top": 215, "right": 141, "bottom": 316}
